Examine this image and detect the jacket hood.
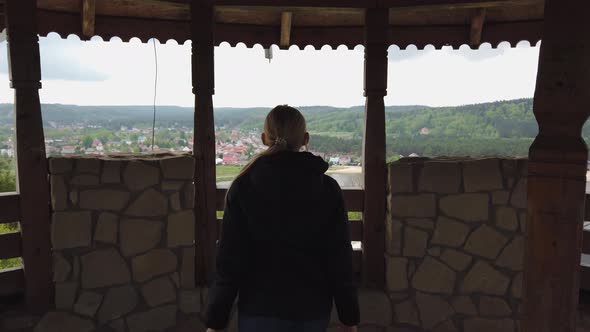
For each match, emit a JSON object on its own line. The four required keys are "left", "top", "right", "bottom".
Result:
{"left": 247, "top": 151, "right": 329, "bottom": 202}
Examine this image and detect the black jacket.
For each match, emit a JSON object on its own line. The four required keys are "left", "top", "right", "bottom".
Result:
{"left": 205, "top": 151, "right": 360, "bottom": 329}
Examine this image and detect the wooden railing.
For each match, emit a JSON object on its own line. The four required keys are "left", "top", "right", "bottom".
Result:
{"left": 0, "top": 193, "right": 24, "bottom": 305}
{"left": 215, "top": 188, "right": 365, "bottom": 277}
{"left": 581, "top": 193, "right": 590, "bottom": 290}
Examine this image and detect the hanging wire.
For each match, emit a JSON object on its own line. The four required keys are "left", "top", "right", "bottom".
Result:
{"left": 151, "top": 38, "right": 159, "bottom": 151}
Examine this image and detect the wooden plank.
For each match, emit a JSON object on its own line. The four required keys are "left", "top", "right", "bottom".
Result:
{"left": 192, "top": 0, "right": 217, "bottom": 286}
{"left": 280, "top": 11, "right": 292, "bottom": 48}
{"left": 362, "top": 8, "right": 388, "bottom": 289}
{"left": 351, "top": 249, "right": 362, "bottom": 274}
{"left": 33, "top": 8, "right": 542, "bottom": 49}
{"left": 522, "top": 1, "right": 590, "bottom": 331}
{"left": 0, "top": 268, "right": 25, "bottom": 297}
{"left": 585, "top": 193, "right": 590, "bottom": 221}
{"left": 0, "top": 232, "right": 21, "bottom": 260}
{"left": 583, "top": 231, "right": 590, "bottom": 255}
{"left": 37, "top": 0, "right": 190, "bottom": 21}
{"left": 81, "top": 0, "right": 96, "bottom": 37}
{"left": 343, "top": 188, "right": 364, "bottom": 212}
{"left": 378, "top": 0, "right": 540, "bottom": 10}
{"left": 216, "top": 188, "right": 226, "bottom": 210}
{"left": 216, "top": 6, "right": 363, "bottom": 27}
{"left": 216, "top": 0, "right": 376, "bottom": 7}
{"left": 0, "top": 193, "right": 20, "bottom": 223}
{"left": 469, "top": 7, "right": 486, "bottom": 47}
{"left": 582, "top": 265, "right": 590, "bottom": 292}
{"left": 216, "top": 187, "right": 364, "bottom": 211}
{"left": 349, "top": 219, "right": 362, "bottom": 242}
{"left": 5, "top": 0, "right": 53, "bottom": 313}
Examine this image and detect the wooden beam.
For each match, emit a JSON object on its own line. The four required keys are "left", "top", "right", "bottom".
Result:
{"left": 0, "top": 232, "right": 22, "bottom": 260}
{"left": 34, "top": 0, "right": 541, "bottom": 21}
{"left": 351, "top": 249, "right": 362, "bottom": 275}
{"left": 32, "top": 8, "right": 542, "bottom": 49}
{"left": 469, "top": 7, "right": 485, "bottom": 47}
{"left": 81, "top": 0, "right": 95, "bottom": 37}
{"left": 522, "top": 1, "right": 590, "bottom": 331}
{"left": 378, "top": 0, "right": 540, "bottom": 10}
{"left": 0, "top": 268, "right": 25, "bottom": 297}
{"left": 280, "top": 11, "right": 292, "bottom": 49}
{"left": 191, "top": 0, "right": 217, "bottom": 286}
{"left": 5, "top": 0, "right": 53, "bottom": 313}
{"left": 362, "top": 8, "right": 388, "bottom": 289}
{"left": 0, "top": 193, "right": 20, "bottom": 223}
{"left": 342, "top": 188, "right": 364, "bottom": 212}
{"left": 215, "top": 0, "right": 375, "bottom": 7}
{"left": 37, "top": 0, "right": 190, "bottom": 21}
{"left": 349, "top": 219, "right": 363, "bottom": 242}
{"left": 581, "top": 266, "right": 590, "bottom": 291}
{"left": 583, "top": 230, "right": 590, "bottom": 255}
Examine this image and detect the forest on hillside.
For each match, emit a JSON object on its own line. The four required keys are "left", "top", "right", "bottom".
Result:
{"left": 0, "top": 98, "right": 584, "bottom": 158}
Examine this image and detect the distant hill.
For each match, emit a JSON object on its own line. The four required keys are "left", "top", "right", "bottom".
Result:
{"left": 0, "top": 98, "right": 540, "bottom": 139}
{"left": 1, "top": 98, "right": 581, "bottom": 157}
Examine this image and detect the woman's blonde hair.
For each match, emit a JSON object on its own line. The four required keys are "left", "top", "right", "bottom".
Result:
{"left": 236, "top": 105, "right": 307, "bottom": 178}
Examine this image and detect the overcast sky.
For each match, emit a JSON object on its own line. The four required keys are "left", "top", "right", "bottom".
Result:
{"left": 0, "top": 30, "right": 541, "bottom": 108}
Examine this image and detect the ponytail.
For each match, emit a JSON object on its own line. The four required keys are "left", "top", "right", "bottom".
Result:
{"left": 233, "top": 105, "right": 307, "bottom": 180}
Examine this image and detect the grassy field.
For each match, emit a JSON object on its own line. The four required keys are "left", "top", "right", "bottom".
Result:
{"left": 216, "top": 165, "right": 243, "bottom": 182}
{"left": 0, "top": 223, "right": 21, "bottom": 269}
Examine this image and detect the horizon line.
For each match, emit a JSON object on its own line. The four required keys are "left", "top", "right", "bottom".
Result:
{"left": 0, "top": 97, "right": 534, "bottom": 109}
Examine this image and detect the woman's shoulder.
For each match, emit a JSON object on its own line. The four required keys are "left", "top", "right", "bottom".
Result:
{"left": 322, "top": 174, "right": 343, "bottom": 195}
{"left": 225, "top": 174, "right": 250, "bottom": 202}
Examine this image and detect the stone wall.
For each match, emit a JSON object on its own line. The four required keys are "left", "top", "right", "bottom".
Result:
{"left": 0, "top": 155, "right": 537, "bottom": 332}
{"left": 385, "top": 157, "right": 527, "bottom": 332}
{"left": 33, "top": 154, "right": 207, "bottom": 332}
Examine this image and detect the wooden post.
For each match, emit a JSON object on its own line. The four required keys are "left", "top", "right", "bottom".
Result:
{"left": 191, "top": 0, "right": 217, "bottom": 284}
{"left": 5, "top": 0, "right": 53, "bottom": 312}
{"left": 362, "top": 8, "right": 388, "bottom": 289}
{"left": 469, "top": 8, "right": 486, "bottom": 48}
{"left": 280, "top": 11, "right": 293, "bottom": 49}
{"left": 523, "top": 1, "right": 590, "bottom": 331}
{"left": 81, "top": 0, "right": 96, "bottom": 38}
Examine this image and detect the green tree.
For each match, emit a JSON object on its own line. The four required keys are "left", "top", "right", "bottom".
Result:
{"left": 82, "top": 136, "right": 93, "bottom": 148}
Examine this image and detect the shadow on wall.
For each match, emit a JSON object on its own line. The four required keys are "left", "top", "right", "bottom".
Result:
{"left": 385, "top": 157, "right": 526, "bottom": 332}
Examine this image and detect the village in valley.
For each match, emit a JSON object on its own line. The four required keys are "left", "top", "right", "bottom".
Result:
{"left": 4, "top": 123, "right": 360, "bottom": 168}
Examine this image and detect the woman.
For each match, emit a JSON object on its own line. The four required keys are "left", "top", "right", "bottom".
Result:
{"left": 205, "top": 105, "right": 359, "bottom": 332}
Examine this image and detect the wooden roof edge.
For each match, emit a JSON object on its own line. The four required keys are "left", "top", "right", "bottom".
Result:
{"left": 29, "top": 10, "right": 541, "bottom": 50}
{"left": 35, "top": 0, "right": 543, "bottom": 21}
{"left": 212, "top": 0, "right": 540, "bottom": 8}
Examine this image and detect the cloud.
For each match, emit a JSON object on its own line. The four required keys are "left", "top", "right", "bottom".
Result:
{"left": 388, "top": 45, "right": 429, "bottom": 62}
{"left": 0, "top": 35, "right": 110, "bottom": 81}
{"left": 455, "top": 44, "right": 506, "bottom": 62}
{"left": 0, "top": 34, "right": 540, "bottom": 108}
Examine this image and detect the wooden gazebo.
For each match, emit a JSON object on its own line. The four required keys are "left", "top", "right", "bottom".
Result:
{"left": 0, "top": 0, "right": 587, "bottom": 331}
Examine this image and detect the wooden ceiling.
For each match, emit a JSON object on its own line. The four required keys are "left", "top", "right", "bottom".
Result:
{"left": 1, "top": 0, "right": 544, "bottom": 49}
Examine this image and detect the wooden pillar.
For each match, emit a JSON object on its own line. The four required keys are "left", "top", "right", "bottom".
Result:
{"left": 5, "top": 0, "right": 53, "bottom": 312}
{"left": 191, "top": 0, "right": 217, "bottom": 284}
{"left": 523, "top": 1, "right": 590, "bottom": 331}
{"left": 362, "top": 8, "right": 388, "bottom": 289}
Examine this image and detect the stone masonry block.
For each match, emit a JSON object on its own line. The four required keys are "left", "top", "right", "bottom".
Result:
{"left": 52, "top": 211, "right": 92, "bottom": 249}
{"left": 418, "top": 162, "right": 460, "bottom": 194}
{"left": 390, "top": 194, "right": 436, "bottom": 218}
{"left": 440, "top": 193, "right": 489, "bottom": 222}
{"left": 463, "top": 159, "right": 503, "bottom": 192}
{"left": 388, "top": 163, "right": 413, "bottom": 193}
{"left": 161, "top": 157, "right": 195, "bottom": 180}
